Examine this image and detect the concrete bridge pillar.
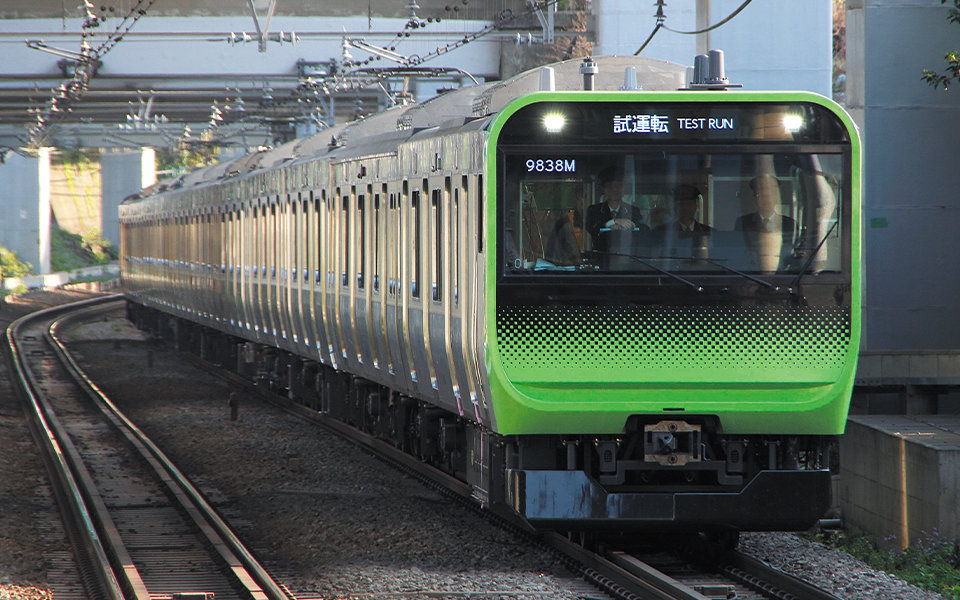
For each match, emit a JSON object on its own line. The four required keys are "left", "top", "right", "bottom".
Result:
{"left": 101, "top": 147, "right": 156, "bottom": 247}
{"left": 0, "top": 149, "right": 52, "bottom": 274}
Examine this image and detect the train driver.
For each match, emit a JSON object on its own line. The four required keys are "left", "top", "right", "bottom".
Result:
{"left": 584, "top": 167, "right": 648, "bottom": 252}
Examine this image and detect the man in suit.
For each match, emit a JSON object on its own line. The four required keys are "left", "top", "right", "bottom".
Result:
{"left": 735, "top": 173, "right": 796, "bottom": 272}
{"left": 735, "top": 174, "right": 796, "bottom": 234}
{"left": 585, "top": 167, "right": 648, "bottom": 251}
{"left": 655, "top": 184, "right": 712, "bottom": 236}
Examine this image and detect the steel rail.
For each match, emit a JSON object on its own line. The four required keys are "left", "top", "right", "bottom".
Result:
{"left": 721, "top": 551, "right": 844, "bottom": 600}
{"left": 7, "top": 295, "right": 292, "bottom": 600}
{"left": 132, "top": 303, "right": 847, "bottom": 600}
{"left": 171, "top": 335, "right": 728, "bottom": 600}
{"left": 4, "top": 295, "right": 127, "bottom": 600}
{"left": 49, "top": 298, "right": 293, "bottom": 600}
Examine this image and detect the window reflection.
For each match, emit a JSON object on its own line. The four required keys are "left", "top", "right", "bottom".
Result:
{"left": 503, "top": 152, "right": 842, "bottom": 276}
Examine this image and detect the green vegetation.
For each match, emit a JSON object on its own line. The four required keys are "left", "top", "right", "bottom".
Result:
{"left": 57, "top": 147, "right": 98, "bottom": 168}
{"left": 922, "top": 0, "right": 960, "bottom": 90}
{"left": 1, "top": 247, "right": 31, "bottom": 298}
{"left": 1, "top": 247, "right": 33, "bottom": 278}
{"left": 156, "top": 145, "right": 220, "bottom": 177}
{"left": 808, "top": 531, "right": 960, "bottom": 599}
{"left": 50, "top": 224, "right": 116, "bottom": 272}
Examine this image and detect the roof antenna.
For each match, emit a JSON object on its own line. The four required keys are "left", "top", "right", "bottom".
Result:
{"left": 620, "top": 66, "right": 641, "bottom": 90}
{"left": 684, "top": 49, "right": 742, "bottom": 90}
{"left": 580, "top": 57, "right": 598, "bottom": 91}
{"left": 539, "top": 66, "right": 556, "bottom": 91}
{"left": 706, "top": 49, "right": 729, "bottom": 85}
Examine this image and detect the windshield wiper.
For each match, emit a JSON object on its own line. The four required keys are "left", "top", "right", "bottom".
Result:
{"left": 789, "top": 219, "right": 840, "bottom": 291}
{"left": 585, "top": 250, "right": 704, "bottom": 292}
{"left": 680, "top": 255, "right": 782, "bottom": 291}
{"left": 590, "top": 251, "right": 785, "bottom": 293}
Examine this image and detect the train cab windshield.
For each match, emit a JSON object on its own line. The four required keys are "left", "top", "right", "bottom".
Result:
{"left": 496, "top": 100, "right": 853, "bottom": 285}
{"left": 503, "top": 151, "right": 845, "bottom": 277}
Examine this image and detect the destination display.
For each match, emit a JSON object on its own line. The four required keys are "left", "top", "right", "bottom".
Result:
{"left": 496, "top": 101, "right": 850, "bottom": 146}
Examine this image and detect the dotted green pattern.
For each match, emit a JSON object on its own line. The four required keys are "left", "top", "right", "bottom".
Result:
{"left": 496, "top": 304, "right": 851, "bottom": 383}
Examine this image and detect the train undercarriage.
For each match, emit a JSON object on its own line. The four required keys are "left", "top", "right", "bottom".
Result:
{"left": 127, "top": 301, "right": 835, "bottom": 540}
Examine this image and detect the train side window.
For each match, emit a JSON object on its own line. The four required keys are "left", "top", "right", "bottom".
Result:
{"left": 357, "top": 193, "right": 365, "bottom": 289}
{"left": 477, "top": 174, "right": 484, "bottom": 253}
{"left": 411, "top": 189, "right": 421, "bottom": 299}
{"left": 373, "top": 190, "right": 381, "bottom": 291}
{"left": 292, "top": 198, "right": 299, "bottom": 280}
{"left": 327, "top": 189, "right": 336, "bottom": 286}
{"left": 226, "top": 211, "right": 232, "bottom": 275}
{"left": 303, "top": 197, "right": 311, "bottom": 282}
{"left": 342, "top": 193, "right": 350, "bottom": 287}
{"left": 388, "top": 191, "right": 398, "bottom": 295}
{"left": 432, "top": 187, "right": 442, "bottom": 302}
{"left": 318, "top": 190, "right": 326, "bottom": 283}
{"left": 270, "top": 203, "right": 277, "bottom": 279}
{"left": 454, "top": 182, "right": 461, "bottom": 306}
{"left": 261, "top": 204, "right": 268, "bottom": 279}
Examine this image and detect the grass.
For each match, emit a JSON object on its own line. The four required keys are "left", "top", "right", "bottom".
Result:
{"left": 808, "top": 530, "right": 960, "bottom": 599}
{"left": 1, "top": 246, "right": 33, "bottom": 278}
{"left": 50, "top": 224, "right": 116, "bottom": 272}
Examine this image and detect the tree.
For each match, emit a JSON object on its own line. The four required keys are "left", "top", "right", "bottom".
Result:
{"left": 922, "top": 0, "right": 960, "bottom": 90}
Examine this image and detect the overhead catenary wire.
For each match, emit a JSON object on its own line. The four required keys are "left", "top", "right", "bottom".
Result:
{"left": 633, "top": 23, "right": 662, "bottom": 56}
{"left": 26, "top": 0, "right": 159, "bottom": 148}
{"left": 633, "top": 0, "right": 754, "bottom": 56}
{"left": 662, "top": 0, "right": 753, "bottom": 35}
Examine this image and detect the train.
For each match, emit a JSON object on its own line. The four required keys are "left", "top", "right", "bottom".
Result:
{"left": 119, "top": 55, "right": 861, "bottom": 540}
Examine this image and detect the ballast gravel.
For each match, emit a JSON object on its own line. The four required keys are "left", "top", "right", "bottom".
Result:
{"left": 739, "top": 532, "right": 946, "bottom": 600}
{"left": 60, "top": 318, "right": 592, "bottom": 600}
{"left": 0, "top": 291, "right": 949, "bottom": 600}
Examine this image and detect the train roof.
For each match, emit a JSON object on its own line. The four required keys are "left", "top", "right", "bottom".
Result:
{"left": 128, "top": 55, "right": 688, "bottom": 201}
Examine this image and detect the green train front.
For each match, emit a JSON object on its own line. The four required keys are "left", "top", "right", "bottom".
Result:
{"left": 485, "top": 92, "right": 860, "bottom": 531}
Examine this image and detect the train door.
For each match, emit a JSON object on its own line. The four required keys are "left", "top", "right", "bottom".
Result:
{"left": 352, "top": 184, "right": 374, "bottom": 377}
{"left": 368, "top": 184, "right": 391, "bottom": 378}
{"left": 178, "top": 213, "right": 187, "bottom": 313}
{"left": 212, "top": 210, "right": 223, "bottom": 326}
{"left": 426, "top": 175, "right": 452, "bottom": 405}
{"left": 385, "top": 184, "right": 410, "bottom": 392}
{"left": 257, "top": 201, "right": 268, "bottom": 342}
{"left": 324, "top": 186, "right": 344, "bottom": 368}
{"left": 240, "top": 203, "right": 251, "bottom": 333}
{"left": 291, "top": 193, "right": 308, "bottom": 352}
{"left": 405, "top": 179, "right": 435, "bottom": 401}
{"left": 446, "top": 177, "right": 472, "bottom": 418}
{"left": 269, "top": 200, "right": 282, "bottom": 345}
{"left": 312, "top": 189, "right": 333, "bottom": 365}
{"left": 248, "top": 202, "right": 258, "bottom": 338}
{"left": 224, "top": 207, "right": 237, "bottom": 333}
{"left": 465, "top": 173, "right": 490, "bottom": 423}
{"left": 278, "top": 196, "right": 292, "bottom": 350}
{"left": 281, "top": 197, "right": 291, "bottom": 347}
{"left": 286, "top": 196, "right": 296, "bottom": 349}
{"left": 319, "top": 189, "right": 335, "bottom": 366}
{"left": 336, "top": 185, "right": 356, "bottom": 369}
{"left": 254, "top": 201, "right": 267, "bottom": 343}
{"left": 231, "top": 204, "right": 242, "bottom": 334}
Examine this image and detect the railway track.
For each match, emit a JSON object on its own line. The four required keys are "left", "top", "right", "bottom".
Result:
{"left": 10, "top": 296, "right": 845, "bottom": 600}
{"left": 137, "top": 311, "right": 845, "bottom": 600}
{"left": 5, "top": 295, "right": 291, "bottom": 600}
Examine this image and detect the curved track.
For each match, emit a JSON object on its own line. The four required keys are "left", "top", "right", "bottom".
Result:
{"left": 156, "top": 308, "right": 845, "bottom": 600}
{"left": 8, "top": 295, "right": 846, "bottom": 600}
{"left": 5, "top": 296, "right": 291, "bottom": 600}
